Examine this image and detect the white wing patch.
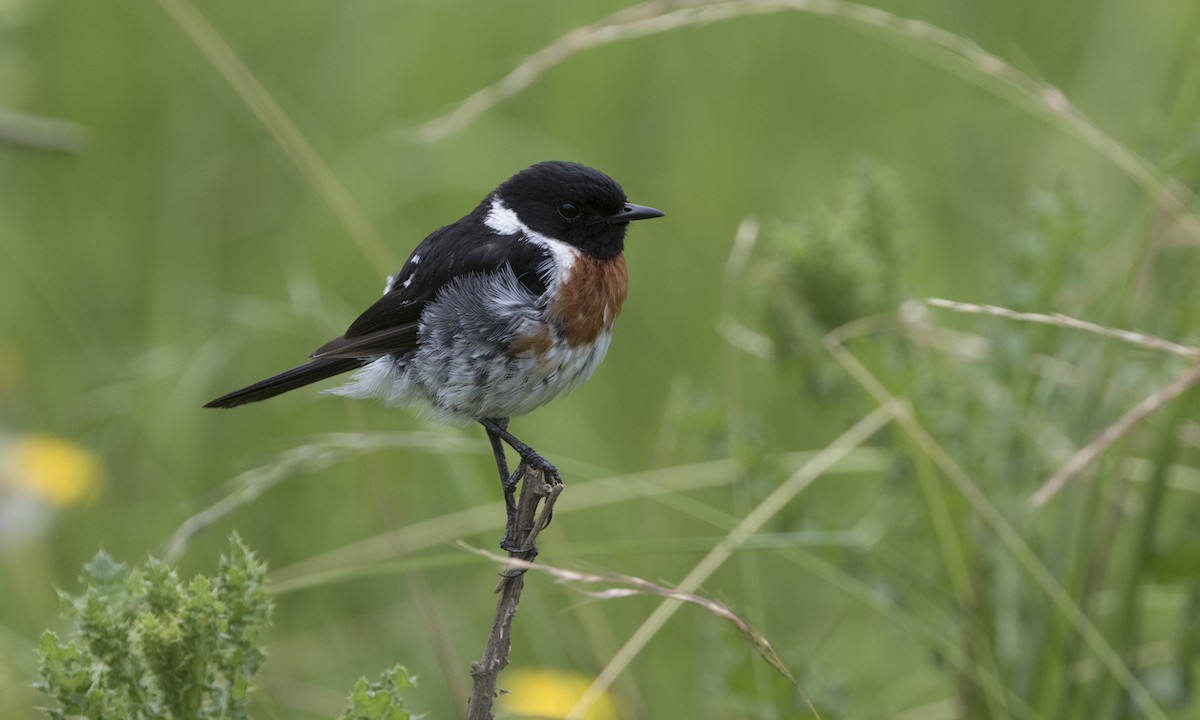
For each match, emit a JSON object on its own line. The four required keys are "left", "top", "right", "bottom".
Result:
{"left": 385, "top": 253, "right": 423, "bottom": 295}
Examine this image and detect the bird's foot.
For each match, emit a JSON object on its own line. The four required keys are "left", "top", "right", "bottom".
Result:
{"left": 499, "top": 526, "right": 538, "bottom": 578}
{"left": 514, "top": 451, "right": 561, "bottom": 488}
{"left": 503, "top": 457, "right": 557, "bottom": 535}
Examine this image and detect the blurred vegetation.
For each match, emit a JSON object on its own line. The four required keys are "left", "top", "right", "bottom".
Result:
{"left": 37, "top": 537, "right": 271, "bottom": 720}
{"left": 4, "top": 0, "right": 1200, "bottom": 718}
{"left": 340, "top": 665, "right": 417, "bottom": 720}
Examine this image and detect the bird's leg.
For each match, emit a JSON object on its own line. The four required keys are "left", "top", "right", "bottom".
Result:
{"left": 479, "top": 417, "right": 560, "bottom": 560}
{"left": 478, "top": 418, "right": 562, "bottom": 486}
{"left": 483, "top": 417, "right": 522, "bottom": 552}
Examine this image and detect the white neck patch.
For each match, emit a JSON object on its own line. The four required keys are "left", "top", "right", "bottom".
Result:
{"left": 485, "top": 195, "right": 577, "bottom": 286}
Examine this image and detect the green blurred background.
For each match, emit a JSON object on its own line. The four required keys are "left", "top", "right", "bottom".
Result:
{"left": 5, "top": 0, "right": 1200, "bottom": 718}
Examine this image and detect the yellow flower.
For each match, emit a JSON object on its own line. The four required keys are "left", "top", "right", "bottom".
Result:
{"left": 499, "top": 669, "right": 618, "bottom": 720}
{"left": 5, "top": 434, "right": 102, "bottom": 507}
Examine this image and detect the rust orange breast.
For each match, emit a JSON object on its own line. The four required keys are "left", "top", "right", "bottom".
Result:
{"left": 549, "top": 253, "right": 628, "bottom": 347}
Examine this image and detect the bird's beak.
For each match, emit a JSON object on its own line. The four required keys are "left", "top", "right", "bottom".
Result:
{"left": 607, "top": 203, "right": 665, "bottom": 222}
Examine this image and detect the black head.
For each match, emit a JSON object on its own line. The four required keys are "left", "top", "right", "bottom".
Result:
{"left": 491, "top": 161, "right": 663, "bottom": 260}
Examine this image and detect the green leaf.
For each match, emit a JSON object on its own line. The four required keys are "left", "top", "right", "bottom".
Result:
{"left": 339, "top": 665, "right": 416, "bottom": 720}
{"left": 35, "top": 534, "right": 273, "bottom": 720}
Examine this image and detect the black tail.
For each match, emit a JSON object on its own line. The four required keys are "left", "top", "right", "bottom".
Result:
{"left": 204, "top": 358, "right": 366, "bottom": 408}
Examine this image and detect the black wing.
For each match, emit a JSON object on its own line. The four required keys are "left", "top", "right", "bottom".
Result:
{"left": 204, "top": 217, "right": 551, "bottom": 409}
{"left": 311, "top": 221, "right": 551, "bottom": 360}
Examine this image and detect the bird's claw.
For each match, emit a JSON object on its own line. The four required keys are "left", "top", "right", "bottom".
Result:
{"left": 498, "top": 536, "right": 538, "bottom": 578}
{"left": 519, "top": 453, "right": 561, "bottom": 486}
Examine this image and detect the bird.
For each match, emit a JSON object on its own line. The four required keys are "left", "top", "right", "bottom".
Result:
{"left": 204, "top": 161, "right": 664, "bottom": 551}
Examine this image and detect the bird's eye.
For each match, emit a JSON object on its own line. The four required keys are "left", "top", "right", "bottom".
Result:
{"left": 557, "top": 202, "right": 581, "bottom": 221}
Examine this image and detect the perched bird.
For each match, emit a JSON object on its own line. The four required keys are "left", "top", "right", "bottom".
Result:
{"left": 205, "top": 161, "right": 663, "bottom": 550}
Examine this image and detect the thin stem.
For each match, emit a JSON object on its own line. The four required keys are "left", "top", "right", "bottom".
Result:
{"left": 1029, "top": 363, "right": 1200, "bottom": 508}
{"left": 465, "top": 465, "right": 561, "bottom": 720}
{"left": 824, "top": 320, "right": 1169, "bottom": 720}
{"left": 565, "top": 402, "right": 896, "bottom": 719}
{"left": 153, "top": 0, "right": 397, "bottom": 275}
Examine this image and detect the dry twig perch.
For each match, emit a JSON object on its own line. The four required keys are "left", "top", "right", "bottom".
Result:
{"left": 465, "top": 464, "right": 562, "bottom": 720}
